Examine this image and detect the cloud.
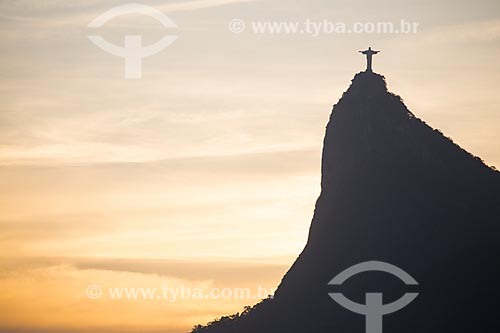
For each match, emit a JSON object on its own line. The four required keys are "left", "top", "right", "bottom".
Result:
{"left": 157, "top": 0, "right": 258, "bottom": 12}
{"left": 0, "top": 0, "right": 258, "bottom": 24}
{"left": 0, "top": 256, "right": 288, "bottom": 287}
{"left": 422, "top": 19, "right": 500, "bottom": 43}
{"left": 0, "top": 257, "right": 283, "bottom": 332}
{"left": 0, "top": 145, "right": 318, "bottom": 260}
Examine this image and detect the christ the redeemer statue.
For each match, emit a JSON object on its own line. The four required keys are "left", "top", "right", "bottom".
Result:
{"left": 359, "top": 47, "right": 380, "bottom": 72}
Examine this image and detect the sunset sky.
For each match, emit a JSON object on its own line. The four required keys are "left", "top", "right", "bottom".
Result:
{"left": 1, "top": 0, "right": 499, "bottom": 332}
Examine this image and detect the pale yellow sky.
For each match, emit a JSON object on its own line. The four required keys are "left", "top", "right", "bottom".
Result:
{"left": 0, "top": 0, "right": 499, "bottom": 332}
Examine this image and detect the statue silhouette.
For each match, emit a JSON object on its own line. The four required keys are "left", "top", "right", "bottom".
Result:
{"left": 360, "top": 47, "right": 380, "bottom": 72}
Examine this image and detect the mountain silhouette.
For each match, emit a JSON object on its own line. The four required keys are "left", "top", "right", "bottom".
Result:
{"left": 190, "top": 71, "right": 500, "bottom": 332}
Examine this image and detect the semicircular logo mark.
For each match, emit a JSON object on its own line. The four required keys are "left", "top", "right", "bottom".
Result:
{"left": 87, "top": 3, "right": 178, "bottom": 79}
{"left": 328, "top": 261, "right": 419, "bottom": 333}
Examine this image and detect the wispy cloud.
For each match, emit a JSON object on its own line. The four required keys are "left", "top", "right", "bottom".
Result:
{"left": 0, "top": 256, "right": 284, "bottom": 332}
{"left": 423, "top": 19, "right": 500, "bottom": 43}
{"left": 157, "top": 0, "right": 259, "bottom": 12}
{"left": 0, "top": 0, "right": 259, "bottom": 32}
